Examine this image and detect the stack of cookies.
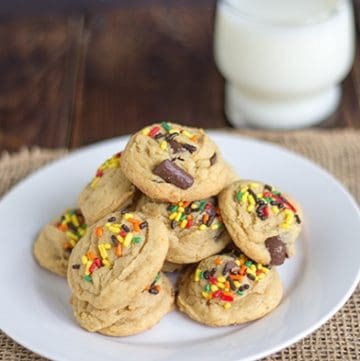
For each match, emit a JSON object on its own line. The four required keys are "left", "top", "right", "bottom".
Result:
{"left": 33, "top": 122, "right": 303, "bottom": 333}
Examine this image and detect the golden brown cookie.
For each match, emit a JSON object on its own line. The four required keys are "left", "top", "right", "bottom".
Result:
{"left": 33, "top": 208, "right": 87, "bottom": 277}
{"left": 176, "top": 253, "right": 283, "bottom": 326}
{"left": 78, "top": 152, "right": 136, "bottom": 225}
{"left": 121, "top": 122, "right": 230, "bottom": 202}
{"left": 161, "top": 261, "right": 185, "bottom": 273}
{"left": 136, "top": 195, "right": 231, "bottom": 264}
{"left": 67, "top": 211, "right": 169, "bottom": 309}
{"left": 71, "top": 272, "right": 174, "bottom": 336}
{"left": 219, "top": 180, "right": 303, "bottom": 265}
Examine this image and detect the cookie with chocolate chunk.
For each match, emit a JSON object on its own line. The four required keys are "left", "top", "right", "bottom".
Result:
{"left": 67, "top": 211, "right": 169, "bottom": 309}
{"left": 71, "top": 272, "right": 174, "bottom": 336}
{"left": 33, "top": 208, "right": 87, "bottom": 277}
{"left": 136, "top": 195, "right": 231, "bottom": 264}
{"left": 219, "top": 180, "right": 303, "bottom": 265}
{"left": 176, "top": 253, "right": 283, "bottom": 326}
{"left": 121, "top": 122, "right": 229, "bottom": 202}
{"left": 78, "top": 152, "right": 136, "bottom": 225}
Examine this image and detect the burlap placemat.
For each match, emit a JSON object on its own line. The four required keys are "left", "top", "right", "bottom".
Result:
{"left": 0, "top": 130, "right": 359, "bottom": 361}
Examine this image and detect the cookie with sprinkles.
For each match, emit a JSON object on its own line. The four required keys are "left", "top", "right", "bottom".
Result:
{"left": 176, "top": 253, "right": 283, "bottom": 326}
{"left": 78, "top": 151, "right": 136, "bottom": 225}
{"left": 136, "top": 195, "right": 231, "bottom": 264}
{"left": 67, "top": 211, "right": 169, "bottom": 309}
{"left": 219, "top": 180, "right": 303, "bottom": 265}
{"left": 121, "top": 122, "right": 230, "bottom": 202}
{"left": 33, "top": 208, "right": 87, "bottom": 277}
{"left": 71, "top": 272, "right": 174, "bottom": 336}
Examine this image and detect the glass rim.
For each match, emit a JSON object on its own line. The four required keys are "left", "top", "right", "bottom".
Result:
{"left": 219, "top": 0, "right": 349, "bottom": 28}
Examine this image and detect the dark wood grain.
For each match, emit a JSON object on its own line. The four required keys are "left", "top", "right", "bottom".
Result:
{"left": 70, "top": 2, "right": 228, "bottom": 147}
{"left": 0, "top": 16, "right": 83, "bottom": 151}
{"left": 1, "top": 1, "right": 360, "bottom": 152}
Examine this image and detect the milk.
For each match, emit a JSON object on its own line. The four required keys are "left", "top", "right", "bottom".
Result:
{"left": 214, "top": 0, "right": 355, "bottom": 129}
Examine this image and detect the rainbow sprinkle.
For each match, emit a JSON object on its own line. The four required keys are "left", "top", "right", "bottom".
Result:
{"left": 147, "top": 273, "right": 161, "bottom": 295}
{"left": 236, "top": 183, "right": 301, "bottom": 228}
{"left": 167, "top": 198, "right": 222, "bottom": 231}
{"left": 195, "top": 252, "right": 270, "bottom": 309}
{"left": 142, "top": 122, "right": 197, "bottom": 152}
{"left": 56, "top": 209, "right": 87, "bottom": 250}
{"left": 75, "top": 213, "right": 148, "bottom": 283}
{"left": 90, "top": 152, "right": 122, "bottom": 188}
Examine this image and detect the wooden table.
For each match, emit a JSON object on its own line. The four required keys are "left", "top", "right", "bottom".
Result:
{"left": 0, "top": 0, "right": 360, "bottom": 152}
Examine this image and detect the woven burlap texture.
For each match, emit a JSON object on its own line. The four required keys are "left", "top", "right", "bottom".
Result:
{"left": 0, "top": 130, "right": 359, "bottom": 361}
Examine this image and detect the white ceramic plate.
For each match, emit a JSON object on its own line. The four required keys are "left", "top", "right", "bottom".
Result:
{"left": 1, "top": 132, "right": 359, "bottom": 361}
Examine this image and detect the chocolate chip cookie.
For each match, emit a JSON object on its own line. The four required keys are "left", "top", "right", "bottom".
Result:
{"left": 67, "top": 211, "right": 169, "bottom": 309}
{"left": 219, "top": 180, "right": 303, "bottom": 265}
{"left": 121, "top": 122, "right": 230, "bottom": 202}
{"left": 176, "top": 253, "right": 283, "bottom": 326}
{"left": 33, "top": 208, "right": 87, "bottom": 277}
{"left": 78, "top": 152, "right": 136, "bottom": 225}
{"left": 71, "top": 272, "right": 174, "bottom": 336}
{"left": 137, "top": 195, "right": 231, "bottom": 264}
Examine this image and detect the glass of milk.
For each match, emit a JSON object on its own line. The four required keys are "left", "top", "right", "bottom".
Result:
{"left": 214, "top": 0, "right": 355, "bottom": 129}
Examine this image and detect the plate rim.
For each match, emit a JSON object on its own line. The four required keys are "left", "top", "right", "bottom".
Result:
{"left": 1, "top": 131, "right": 359, "bottom": 361}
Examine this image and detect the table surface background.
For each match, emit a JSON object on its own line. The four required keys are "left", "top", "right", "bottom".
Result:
{"left": 0, "top": 0, "right": 360, "bottom": 152}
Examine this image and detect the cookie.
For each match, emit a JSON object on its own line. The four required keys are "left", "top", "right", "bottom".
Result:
{"left": 78, "top": 152, "right": 136, "bottom": 225}
{"left": 176, "top": 253, "right": 283, "bottom": 326}
{"left": 136, "top": 195, "right": 231, "bottom": 264}
{"left": 121, "top": 122, "right": 230, "bottom": 202}
{"left": 67, "top": 211, "right": 169, "bottom": 309}
{"left": 71, "top": 272, "right": 174, "bottom": 336}
{"left": 219, "top": 180, "right": 303, "bottom": 265}
{"left": 33, "top": 208, "right": 87, "bottom": 277}
{"left": 161, "top": 261, "right": 185, "bottom": 273}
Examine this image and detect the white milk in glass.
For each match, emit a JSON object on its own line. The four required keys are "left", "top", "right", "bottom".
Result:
{"left": 214, "top": 0, "right": 355, "bottom": 129}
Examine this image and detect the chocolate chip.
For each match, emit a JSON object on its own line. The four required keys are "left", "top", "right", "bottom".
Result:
{"left": 182, "top": 143, "right": 197, "bottom": 153}
{"left": 167, "top": 138, "right": 184, "bottom": 153}
{"left": 170, "top": 220, "right": 177, "bottom": 229}
{"left": 67, "top": 223, "right": 78, "bottom": 232}
{"left": 206, "top": 214, "right": 216, "bottom": 227}
{"left": 295, "top": 214, "right": 302, "bottom": 224}
{"left": 213, "top": 229, "right": 224, "bottom": 240}
{"left": 265, "top": 236, "right": 287, "bottom": 265}
{"left": 154, "top": 133, "right": 164, "bottom": 140}
{"left": 243, "top": 284, "right": 250, "bottom": 290}
{"left": 247, "top": 273, "right": 256, "bottom": 281}
{"left": 228, "top": 277, "right": 237, "bottom": 291}
{"left": 166, "top": 132, "right": 179, "bottom": 141}
{"left": 121, "top": 224, "right": 130, "bottom": 232}
{"left": 203, "top": 270, "right": 210, "bottom": 280}
{"left": 210, "top": 152, "right": 217, "bottom": 166}
{"left": 149, "top": 288, "right": 159, "bottom": 295}
{"left": 210, "top": 267, "right": 216, "bottom": 276}
{"left": 153, "top": 160, "right": 194, "bottom": 189}
{"left": 184, "top": 206, "right": 192, "bottom": 215}
{"left": 222, "top": 261, "right": 237, "bottom": 275}
{"left": 111, "top": 235, "right": 118, "bottom": 246}
{"left": 140, "top": 221, "right": 148, "bottom": 229}
{"left": 264, "top": 184, "right": 273, "bottom": 191}
{"left": 248, "top": 188, "right": 258, "bottom": 202}
{"left": 107, "top": 216, "right": 116, "bottom": 222}
{"left": 72, "top": 264, "right": 81, "bottom": 269}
